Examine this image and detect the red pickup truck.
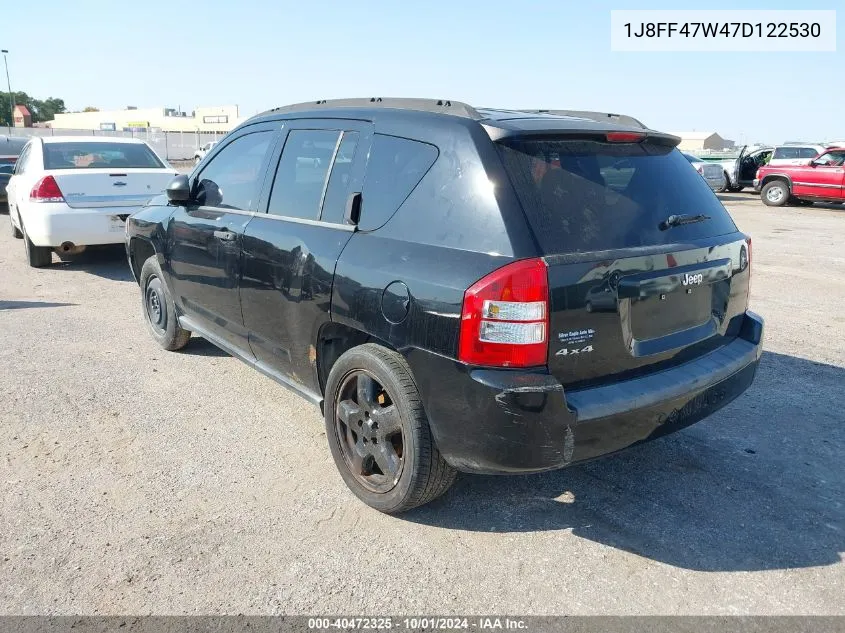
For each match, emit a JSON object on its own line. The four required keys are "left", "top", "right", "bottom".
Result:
{"left": 755, "top": 146, "right": 845, "bottom": 207}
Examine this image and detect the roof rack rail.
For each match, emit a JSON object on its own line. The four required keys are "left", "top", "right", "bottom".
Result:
{"left": 520, "top": 109, "right": 648, "bottom": 130}
{"left": 266, "top": 98, "right": 482, "bottom": 119}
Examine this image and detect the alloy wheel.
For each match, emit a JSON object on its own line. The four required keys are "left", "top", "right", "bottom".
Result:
{"left": 334, "top": 371, "right": 405, "bottom": 493}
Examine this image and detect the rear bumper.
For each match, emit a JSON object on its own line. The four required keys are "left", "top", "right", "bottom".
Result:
{"left": 20, "top": 203, "right": 136, "bottom": 247}
{"left": 409, "top": 311, "right": 764, "bottom": 474}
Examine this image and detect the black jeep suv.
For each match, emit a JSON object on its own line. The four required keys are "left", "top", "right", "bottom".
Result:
{"left": 126, "top": 98, "right": 764, "bottom": 513}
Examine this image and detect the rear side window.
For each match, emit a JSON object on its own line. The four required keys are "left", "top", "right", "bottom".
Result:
{"left": 320, "top": 131, "right": 360, "bottom": 224}
{"left": 498, "top": 140, "right": 737, "bottom": 254}
{"left": 268, "top": 129, "right": 340, "bottom": 219}
{"left": 359, "top": 134, "right": 438, "bottom": 231}
{"left": 773, "top": 147, "right": 799, "bottom": 159}
{"left": 799, "top": 147, "right": 820, "bottom": 158}
{"left": 43, "top": 142, "right": 164, "bottom": 169}
{"left": 14, "top": 144, "right": 31, "bottom": 175}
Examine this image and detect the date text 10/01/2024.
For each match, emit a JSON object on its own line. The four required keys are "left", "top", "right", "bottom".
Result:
{"left": 307, "top": 617, "right": 528, "bottom": 630}
{"left": 623, "top": 22, "right": 822, "bottom": 38}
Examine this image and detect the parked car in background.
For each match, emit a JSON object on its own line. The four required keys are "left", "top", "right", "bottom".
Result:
{"left": 770, "top": 144, "right": 826, "bottom": 166}
{"left": 755, "top": 146, "right": 845, "bottom": 207}
{"left": 0, "top": 135, "right": 27, "bottom": 166}
{"left": 682, "top": 152, "right": 724, "bottom": 191}
{"left": 193, "top": 141, "right": 218, "bottom": 165}
{"left": 126, "top": 98, "right": 762, "bottom": 513}
{"left": 0, "top": 163, "right": 15, "bottom": 206}
{"left": 7, "top": 137, "right": 177, "bottom": 267}
{"left": 0, "top": 135, "right": 27, "bottom": 205}
{"left": 715, "top": 144, "right": 825, "bottom": 193}
{"left": 715, "top": 146, "right": 772, "bottom": 192}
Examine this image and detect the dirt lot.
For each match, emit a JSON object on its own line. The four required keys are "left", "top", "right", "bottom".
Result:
{"left": 0, "top": 194, "right": 842, "bottom": 615}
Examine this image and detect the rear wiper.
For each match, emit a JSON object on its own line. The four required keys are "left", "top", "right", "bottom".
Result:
{"left": 659, "top": 214, "right": 711, "bottom": 231}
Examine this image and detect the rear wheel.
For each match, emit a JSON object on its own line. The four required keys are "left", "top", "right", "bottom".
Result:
{"left": 22, "top": 223, "right": 52, "bottom": 267}
{"left": 761, "top": 180, "right": 790, "bottom": 207}
{"left": 717, "top": 172, "right": 731, "bottom": 193}
{"left": 10, "top": 210, "right": 22, "bottom": 239}
{"left": 139, "top": 256, "right": 191, "bottom": 351}
{"left": 324, "top": 343, "right": 456, "bottom": 513}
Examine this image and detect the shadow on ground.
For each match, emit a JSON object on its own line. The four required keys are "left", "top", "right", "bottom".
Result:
{"left": 0, "top": 300, "right": 77, "bottom": 310}
{"left": 54, "top": 246, "right": 133, "bottom": 282}
{"left": 716, "top": 194, "right": 756, "bottom": 202}
{"left": 181, "top": 336, "right": 230, "bottom": 358}
{"left": 406, "top": 351, "right": 844, "bottom": 573}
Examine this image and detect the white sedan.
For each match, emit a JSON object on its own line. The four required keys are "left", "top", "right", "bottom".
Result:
{"left": 7, "top": 137, "right": 177, "bottom": 267}
{"left": 682, "top": 152, "right": 725, "bottom": 191}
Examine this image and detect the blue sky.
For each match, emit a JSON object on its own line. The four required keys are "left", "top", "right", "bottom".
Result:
{"left": 3, "top": 0, "right": 841, "bottom": 144}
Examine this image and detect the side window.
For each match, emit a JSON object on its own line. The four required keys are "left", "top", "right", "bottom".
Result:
{"left": 815, "top": 151, "right": 845, "bottom": 166}
{"left": 195, "top": 131, "right": 274, "bottom": 210}
{"left": 267, "top": 129, "right": 340, "bottom": 219}
{"left": 359, "top": 134, "right": 438, "bottom": 231}
{"left": 320, "top": 131, "right": 360, "bottom": 224}
{"left": 799, "top": 147, "right": 819, "bottom": 159}
{"left": 774, "top": 147, "right": 798, "bottom": 160}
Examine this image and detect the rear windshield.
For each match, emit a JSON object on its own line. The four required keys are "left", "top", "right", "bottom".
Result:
{"left": 497, "top": 139, "right": 737, "bottom": 254}
{"left": 43, "top": 142, "right": 164, "bottom": 170}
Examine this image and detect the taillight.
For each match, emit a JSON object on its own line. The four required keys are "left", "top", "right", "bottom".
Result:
{"left": 458, "top": 258, "right": 549, "bottom": 368}
{"left": 696, "top": 165, "right": 704, "bottom": 174}
{"left": 30, "top": 176, "right": 65, "bottom": 203}
{"left": 755, "top": 168, "right": 762, "bottom": 180}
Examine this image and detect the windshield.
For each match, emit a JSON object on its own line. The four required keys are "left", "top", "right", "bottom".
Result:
{"left": 497, "top": 140, "right": 738, "bottom": 254}
{"left": 43, "top": 142, "right": 164, "bottom": 170}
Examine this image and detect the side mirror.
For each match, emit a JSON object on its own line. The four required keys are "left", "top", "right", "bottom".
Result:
{"left": 166, "top": 174, "right": 191, "bottom": 205}
{"left": 808, "top": 160, "right": 819, "bottom": 167}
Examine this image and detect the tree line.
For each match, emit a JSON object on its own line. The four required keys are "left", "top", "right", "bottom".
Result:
{"left": 0, "top": 91, "right": 66, "bottom": 127}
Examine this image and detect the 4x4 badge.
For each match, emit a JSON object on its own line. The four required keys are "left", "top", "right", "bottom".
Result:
{"left": 556, "top": 345, "right": 594, "bottom": 357}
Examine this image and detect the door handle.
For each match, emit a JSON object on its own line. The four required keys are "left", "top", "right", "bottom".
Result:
{"left": 213, "top": 229, "right": 236, "bottom": 241}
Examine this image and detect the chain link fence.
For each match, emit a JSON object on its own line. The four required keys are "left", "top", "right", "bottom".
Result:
{"left": 2, "top": 126, "right": 227, "bottom": 162}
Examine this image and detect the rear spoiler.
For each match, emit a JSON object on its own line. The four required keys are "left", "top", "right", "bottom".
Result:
{"left": 520, "top": 110, "right": 648, "bottom": 130}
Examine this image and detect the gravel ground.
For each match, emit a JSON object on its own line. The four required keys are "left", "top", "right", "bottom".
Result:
{"left": 0, "top": 194, "right": 842, "bottom": 615}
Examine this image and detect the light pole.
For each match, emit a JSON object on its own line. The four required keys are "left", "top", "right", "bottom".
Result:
{"left": 1, "top": 50, "right": 13, "bottom": 130}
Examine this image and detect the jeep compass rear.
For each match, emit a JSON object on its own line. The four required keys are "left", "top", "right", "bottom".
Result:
{"left": 128, "top": 99, "right": 762, "bottom": 513}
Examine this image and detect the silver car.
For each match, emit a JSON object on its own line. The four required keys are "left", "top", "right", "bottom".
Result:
{"left": 682, "top": 153, "right": 724, "bottom": 191}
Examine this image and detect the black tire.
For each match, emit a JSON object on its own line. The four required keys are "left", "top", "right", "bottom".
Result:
{"left": 194, "top": 156, "right": 201, "bottom": 165}
{"left": 717, "top": 172, "right": 731, "bottom": 193}
{"left": 761, "top": 180, "right": 790, "bottom": 207}
{"left": 324, "top": 343, "right": 456, "bottom": 513}
{"left": 22, "top": 223, "right": 52, "bottom": 267}
{"left": 139, "top": 255, "right": 191, "bottom": 351}
{"left": 10, "top": 210, "right": 23, "bottom": 239}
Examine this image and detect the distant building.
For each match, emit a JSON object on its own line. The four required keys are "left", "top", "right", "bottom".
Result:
{"left": 48, "top": 105, "right": 244, "bottom": 133}
{"left": 13, "top": 104, "right": 32, "bottom": 128}
{"left": 673, "top": 132, "right": 735, "bottom": 152}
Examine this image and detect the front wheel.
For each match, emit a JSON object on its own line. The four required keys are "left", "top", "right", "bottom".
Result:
{"left": 139, "top": 256, "right": 191, "bottom": 351}
{"left": 761, "top": 180, "right": 790, "bottom": 207}
{"left": 324, "top": 344, "right": 456, "bottom": 513}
